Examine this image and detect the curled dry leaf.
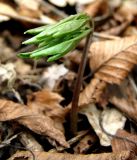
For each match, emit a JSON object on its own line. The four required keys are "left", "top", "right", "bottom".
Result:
{"left": 112, "top": 129, "right": 137, "bottom": 155}
{"left": 78, "top": 36, "right": 137, "bottom": 106}
{"left": 0, "top": 90, "right": 69, "bottom": 148}
{"left": 8, "top": 150, "right": 133, "bottom": 160}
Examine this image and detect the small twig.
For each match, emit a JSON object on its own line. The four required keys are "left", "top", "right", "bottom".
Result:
{"left": 70, "top": 19, "right": 94, "bottom": 135}
{"left": 99, "top": 113, "right": 137, "bottom": 147}
{"left": 50, "top": 130, "right": 89, "bottom": 152}
{"left": 0, "top": 133, "right": 20, "bottom": 148}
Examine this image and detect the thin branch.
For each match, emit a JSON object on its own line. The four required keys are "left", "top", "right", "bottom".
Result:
{"left": 70, "top": 19, "right": 94, "bottom": 135}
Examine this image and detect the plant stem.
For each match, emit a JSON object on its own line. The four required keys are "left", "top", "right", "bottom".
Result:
{"left": 70, "top": 20, "right": 94, "bottom": 135}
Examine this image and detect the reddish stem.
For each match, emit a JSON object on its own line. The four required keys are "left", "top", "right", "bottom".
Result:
{"left": 70, "top": 20, "right": 94, "bottom": 135}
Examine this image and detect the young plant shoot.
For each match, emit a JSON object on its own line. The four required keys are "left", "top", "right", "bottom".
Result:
{"left": 19, "top": 13, "right": 93, "bottom": 135}
{"left": 18, "top": 13, "right": 92, "bottom": 62}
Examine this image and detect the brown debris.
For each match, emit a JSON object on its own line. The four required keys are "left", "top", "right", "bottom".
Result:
{"left": 112, "top": 129, "right": 137, "bottom": 155}
{"left": 0, "top": 90, "right": 69, "bottom": 148}
{"left": 74, "top": 133, "right": 98, "bottom": 154}
{"left": 8, "top": 150, "right": 134, "bottom": 160}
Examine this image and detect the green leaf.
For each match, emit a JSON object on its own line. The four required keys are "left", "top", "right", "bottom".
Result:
{"left": 36, "top": 18, "right": 89, "bottom": 39}
{"left": 30, "top": 29, "right": 91, "bottom": 59}
{"left": 19, "top": 13, "right": 92, "bottom": 62}
{"left": 24, "top": 25, "right": 49, "bottom": 35}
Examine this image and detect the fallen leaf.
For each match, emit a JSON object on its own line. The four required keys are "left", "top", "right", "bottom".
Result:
{"left": 49, "top": 0, "right": 67, "bottom": 7}
{"left": 89, "top": 36, "right": 137, "bottom": 74}
{"left": 85, "top": 0, "right": 108, "bottom": 17}
{"left": 0, "top": 90, "right": 69, "bottom": 148}
{"left": 27, "top": 90, "right": 66, "bottom": 132}
{"left": 0, "top": 15, "right": 9, "bottom": 22}
{"left": 14, "top": 0, "right": 42, "bottom": 11}
{"left": 124, "top": 26, "right": 137, "bottom": 37}
{"left": 39, "top": 64, "right": 68, "bottom": 90}
{"left": 0, "top": 63, "right": 16, "bottom": 90}
{"left": 109, "top": 80, "right": 137, "bottom": 123}
{"left": 15, "top": 0, "right": 41, "bottom": 19}
{"left": 78, "top": 36, "right": 137, "bottom": 106}
{"left": 80, "top": 104, "right": 126, "bottom": 146}
{"left": 117, "top": 0, "right": 137, "bottom": 22}
{"left": 8, "top": 150, "right": 133, "bottom": 160}
{"left": 0, "top": 2, "right": 17, "bottom": 18}
{"left": 112, "top": 129, "right": 137, "bottom": 155}
{"left": 0, "top": 37, "right": 15, "bottom": 62}
{"left": 15, "top": 59, "right": 31, "bottom": 75}
{"left": 102, "top": 21, "right": 130, "bottom": 36}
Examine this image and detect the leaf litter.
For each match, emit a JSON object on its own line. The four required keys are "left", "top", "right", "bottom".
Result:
{"left": 1, "top": 0, "right": 137, "bottom": 160}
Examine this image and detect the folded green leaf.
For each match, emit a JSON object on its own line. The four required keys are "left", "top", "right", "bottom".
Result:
{"left": 19, "top": 28, "right": 91, "bottom": 61}
{"left": 36, "top": 18, "right": 89, "bottom": 39}
{"left": 19, "top": 13, "right": 92, "bottom": 62}
{"left": 24, "top": 25, "right": 49, "bottom": 35}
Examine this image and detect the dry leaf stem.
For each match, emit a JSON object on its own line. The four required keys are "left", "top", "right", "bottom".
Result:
{"left": 70, "top": 20, "right": 94, "bottom": 135}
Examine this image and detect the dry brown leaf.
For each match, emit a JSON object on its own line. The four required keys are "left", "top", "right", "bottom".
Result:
{"left": 8, "top": 150, "right": 134, "bottom": 160}
{"left": 65, "top": 50, "right": 82, "bottom": 65}
{"left": 0, "top": 90, "right": 69, "bottom": 148}
{"left": 15, "top": 0, "right": 41, "bottom": 19}
{"left": 0, "top": 37, "right": 14, "bottom": 62}
{"left": 80, "top": 104, "right": 126, "bottom": 146}
{"left": 78, "top": 36, "right": 137, "bottom": 106}
{"left": 101, "top": 21, "right": 130, "bottom": 36}
{"left": 78, "top": 78, "right": 106, "bottom": 106}
{"left": 109, "top": 80, "right": 137, "bottom": 123}
{"left": 15, "top": 59, "right": 31, "bottom": 75}
{"left": 27, "top": 90, "right": 67, "bottom": 132}
{"left": 14, "top": 0, "right": 42, "bottom": 11}
{"left": 0, "top": 2, "right": 17, "bottom": 17}
{"left": 116, "top": 0, "right": 137, "bottom": 22}
{"left": 85, "top": 0, "right": 108, "bottom": 17}
{"left": 124, "top": 26, "right": 137, "bottom": 37}
{"left": 90, "top": 36, "right": 137, "bottom": 74}
{"left": 112, "top": 129, "right": 137, "bottom": 155}
{"left": 0, "top": 1, "right": 54, "bottom": 24}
